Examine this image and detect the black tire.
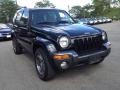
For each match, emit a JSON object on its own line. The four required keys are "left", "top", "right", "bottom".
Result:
{"left": 35, "top": 48, "right": 55, "bottom": 81}
{"left": 89, "top": 58, "right": 104, "bottom": 65}
{"left": 12, "top": 39, "right": 22, "bottom": 54}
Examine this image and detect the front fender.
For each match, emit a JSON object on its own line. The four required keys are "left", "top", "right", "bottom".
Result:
{"left": 33, "top": 37, "right": 56, "bottom": 55}
{"left": 33, "top": 37, "right": 58, "bottom": 70}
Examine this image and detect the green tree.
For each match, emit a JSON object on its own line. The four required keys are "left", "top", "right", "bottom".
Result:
{"left": 69, "top": 4, "right": 94, "bottom": 18}
{"left": 83, "top": 4, "right": 94, "bottom": 17}
{"left": 92, "top": 0, "right": 106, "bottom": 16}
{"left": 92, "top": 0, "right": 120, "bottom": 19}
{"left": 111, "top": 0, "right": 120, "bottom": 7}
{"left": 35, "top": 0, "right": 55, "bottom": 8}
{"left": 92, "top": 0, "right": 120, "bottom": 16}
{"left": 0, "top": 0, "right": 18, "bottom": 23}
{"left": 107, "top": 7, "right": 120, "bottom": 19}
{"left": 69, "top": 6, "right": 84, "bottom": 18}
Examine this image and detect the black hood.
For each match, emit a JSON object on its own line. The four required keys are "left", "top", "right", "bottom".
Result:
{"left": 32, "top": 24, "right": 102, "bottom": 41}
{"left": 55, "top": 24, "right": 101, "bottom": 37}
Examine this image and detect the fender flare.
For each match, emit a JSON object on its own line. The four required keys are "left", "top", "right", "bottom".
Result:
{"left": 33, "top": 37, "right": 57, "bottom": 68}
{"left": 33, "top": 37, "right": 56, "bottom": 55}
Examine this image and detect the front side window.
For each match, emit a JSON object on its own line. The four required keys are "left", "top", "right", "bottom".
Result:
{"left": 58, "top": 11, "right": 74, "bottom": 24}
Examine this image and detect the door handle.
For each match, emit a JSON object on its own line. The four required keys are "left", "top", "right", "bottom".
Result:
{"left": 27, "top": 32, "right": 36, "bottom": 37}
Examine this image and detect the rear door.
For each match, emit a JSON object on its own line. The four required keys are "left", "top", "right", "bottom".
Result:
{"left": 14, "top": 9, "right": 34, "bottom": 53}
{"left": 13, "top": 9, "right": 24, "bottom": 41}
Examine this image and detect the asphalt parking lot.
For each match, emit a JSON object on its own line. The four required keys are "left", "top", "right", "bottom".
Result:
{"left": 0, "top": 21, "right": 120, "bottom": 90}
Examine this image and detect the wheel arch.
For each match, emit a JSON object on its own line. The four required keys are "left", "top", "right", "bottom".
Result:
{"left": 33, "top": 41, "right": 46, "bottom": 55}
{"left": 32, "top": 37, "right": 55, "bottom": 55}
{"left": 33, "top": 37, "right": 56, "bottom": 72}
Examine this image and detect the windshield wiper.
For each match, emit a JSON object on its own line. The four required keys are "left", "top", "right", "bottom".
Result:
{"left": 58, "top": 21, "right": 70, "bottom": 24}
{"left": 36, "top": 22, "right": 55, "bottom": 25}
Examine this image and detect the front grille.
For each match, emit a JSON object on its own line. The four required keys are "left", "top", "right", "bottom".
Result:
{"left": 73, "top": 35, "right": 103, "bottom": 53}
{"left": 0, "top": 32, "right": 11, "bottom": 36}
{"left": 2, "top": 33, "right": 9, "bottom": 35}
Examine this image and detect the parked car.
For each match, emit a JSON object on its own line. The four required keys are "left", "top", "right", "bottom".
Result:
{"left": 78, "top": 18, "right": 95, "bottom": 25}
{"left": 93, "top": 18, "right": 99, "bottom": 24}
{"left": 86, "top": 18, "right": 95, "bottom": 25}
{"left": 98, "top": 17, "right": 106, "bottom": 23}
{"left": 78, "top": 18, "right": 88, "bottom": 24}
{"left": 12, "top": 8, "right": 111, "bottom": 81}
{"left": 98, "top": 17, "right": 112, "bottom": 23}
{"left": 0, "top": 24, "right": 11, "bottom": 40}
{"left": 7, "top": 23, "right": 13, "bottom": 29}
{"left": 105, "top": 17, "right": 112, "bottom": 23}
{"left": 97, "top": 17, "right": 103, "bottom": 24}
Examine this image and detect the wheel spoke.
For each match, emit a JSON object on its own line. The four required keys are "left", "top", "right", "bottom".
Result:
{"left": 36, "top": 54, "right": 45, "bottom": 75}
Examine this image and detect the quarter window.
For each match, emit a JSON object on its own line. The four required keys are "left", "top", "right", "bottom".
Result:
{"left": 21, "top": 9, "right": 29, "bottom": 25}
{"left": 16, "top": 11, "right": 23, "bottom": 21}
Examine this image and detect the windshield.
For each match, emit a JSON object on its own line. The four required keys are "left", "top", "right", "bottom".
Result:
{"left": 31, "top": 10, "right": 75, "bottom": 25}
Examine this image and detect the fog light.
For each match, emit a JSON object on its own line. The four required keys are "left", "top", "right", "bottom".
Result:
{"left": 104, "top": 42, "right": 111, "bottom": 49}
{"left": 61, "top": 62, "right": 68, "bottom": 69}
{"left": 53, "top": 54, "right": 70, "bottom": 60}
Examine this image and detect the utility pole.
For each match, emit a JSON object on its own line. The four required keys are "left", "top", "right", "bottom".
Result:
{"left": 68, "top": 5, "right": 70, "bottom": 14}
{"left": 84, "top": 10, "right": 85, "bottom": 18}
{"left": 15, "top": 0, "right": 17, "bottom": 5}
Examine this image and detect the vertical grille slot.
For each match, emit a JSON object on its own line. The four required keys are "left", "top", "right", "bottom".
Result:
{"left": 73, "top": 35, "right": 103, "bottom": 52}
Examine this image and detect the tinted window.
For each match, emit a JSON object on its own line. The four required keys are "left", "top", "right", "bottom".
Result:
{"left": 32, "top": 10, "right": 58, "bottom": 25}
{"left": 21, "top": 9, "right": 29, "bottom": 25}
{"left": 16, "top": 10, "right": 23, "bottom": 21}
{"left": 13, "top": 12, "right": 17, "bottom": 23}
{"left": 13, "top": 10, "right": 23, "bottom": 25}
{"left": 59, "top": 11, "right": 74, "bottom": 23}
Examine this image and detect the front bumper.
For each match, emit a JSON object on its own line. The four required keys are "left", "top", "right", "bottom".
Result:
{"left": 53, "top": 42, "right": 111, "bottom": 69}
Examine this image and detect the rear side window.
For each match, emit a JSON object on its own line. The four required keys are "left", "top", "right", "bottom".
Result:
{"left": 20, "top": 9, "right": 29, "bottom": 25}
{"left": 13, "top": 10, "right": 23, "bottom": 24}
{"left": 13, "top": 12, "right": 17, "bottom": 23}
{"left": 16, "top": 11, "right": 23, "bottom": 21}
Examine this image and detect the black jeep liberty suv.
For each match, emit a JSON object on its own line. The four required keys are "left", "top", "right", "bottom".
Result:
{"left": 11, "top": 7, "right": 111, "bottom": 81}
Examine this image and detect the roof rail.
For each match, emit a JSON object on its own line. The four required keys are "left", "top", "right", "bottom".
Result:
{"left": 17, "top": 6, "right": 27, "bottom": 10}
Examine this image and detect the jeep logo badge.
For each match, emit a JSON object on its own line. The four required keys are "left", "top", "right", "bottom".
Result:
{"left": 84, "top": 32, "right": 90, "bottom": 35}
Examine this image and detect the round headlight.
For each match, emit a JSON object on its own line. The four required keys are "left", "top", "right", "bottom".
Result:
{"left": 59, "top": 36, "right": 70, "bottom": 48}
{"left": 102, "top": 32, "right": 106, "bottom": 40}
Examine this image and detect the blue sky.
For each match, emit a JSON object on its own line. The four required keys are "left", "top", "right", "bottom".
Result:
{"left": 17, "top": 0, "right": 92, "bottom": 11}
